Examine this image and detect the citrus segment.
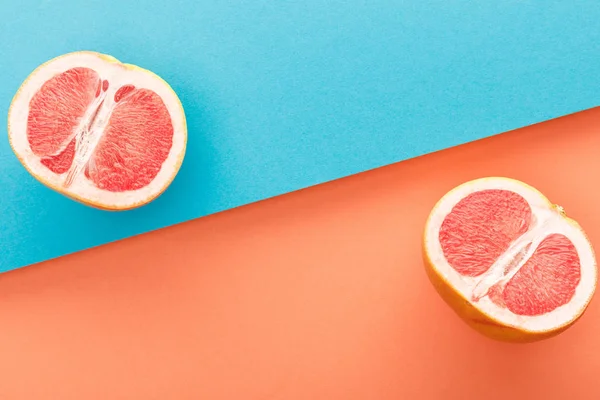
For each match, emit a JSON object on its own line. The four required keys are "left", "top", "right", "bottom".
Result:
{"left": 89, "top": 88, "right": 173, "bottom": 192}
{"left": 423, "top": 177, "right": 597, "bottom": 342}
{"left": 439, "top": 189, "right": 532, "bottom": 277}
{"left": 502, "top": 233, "right": 581, "bottom": 316}
{"left": 27, "top": 67, "right": 99, "bottom": 173}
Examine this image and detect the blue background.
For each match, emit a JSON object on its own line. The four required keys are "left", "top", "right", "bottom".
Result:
{"left": 1, "top": 0, "right": 599, "bottom": 272}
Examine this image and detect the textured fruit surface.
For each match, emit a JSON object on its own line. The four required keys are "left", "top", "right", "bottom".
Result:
{"left": 8, "top": 51, "right": 186, "bottom": 210}
{"left": 439, "top": 190, "right": 532, "bottom": 277}
{"left": 439, "top": 189, "right": 581, "bottom": 317}
{"left": 87, "top": 89, "right": 173, "bottom": 192}
{"left": 423, "top": 178, "right": 597, "bottom": 342}
{"left": 28, "top": 67, "right": 98, "bottom": 174}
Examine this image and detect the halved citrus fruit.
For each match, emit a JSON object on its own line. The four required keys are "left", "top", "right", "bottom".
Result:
{"left": 423, "top": 177, "right": 597, "bottom": 342}
{"left": 7, "top": 51, "right": 187, "bottom": 210}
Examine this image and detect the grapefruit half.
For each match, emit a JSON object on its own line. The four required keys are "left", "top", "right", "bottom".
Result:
{"left": 423, "top": 177, "right": 597, "bottom": 342}
{"left": 7, "top": 51, "right": 187, "bottom": 210}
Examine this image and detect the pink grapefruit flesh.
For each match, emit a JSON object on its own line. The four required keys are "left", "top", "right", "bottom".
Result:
{"left": 8, "top": 51, "right": 187, "bottom": 210}
{"left": 423, "top": 178, "right": 597, "bottom": 342}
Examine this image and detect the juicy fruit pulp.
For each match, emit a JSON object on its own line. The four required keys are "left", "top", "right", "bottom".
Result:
{"left": 439, "top": 190, "right": 580, "bottom": 317}
{"left": 8, "top": 51, "right": 186, "bottom": 210}
{"left": 28, "top": 67, "right": 173, "bottom": 192}
{"left": 423, "top": 178, "right": 597, "bottom": 342}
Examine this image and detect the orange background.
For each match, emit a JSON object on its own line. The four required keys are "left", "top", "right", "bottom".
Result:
{"left": 1, "top": 108, "right": 600, "bottom": 399}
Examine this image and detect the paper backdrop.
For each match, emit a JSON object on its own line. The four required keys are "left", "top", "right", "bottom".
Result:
{"left": 1, "top": 0, "right": 599, "bottom": 272}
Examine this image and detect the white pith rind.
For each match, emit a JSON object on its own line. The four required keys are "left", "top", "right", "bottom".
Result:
{"left": 8, "top": 51, "right": 186, "bottom": 209}
{"left": 424, "top": 177, "right": 597, "bottom": 332}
